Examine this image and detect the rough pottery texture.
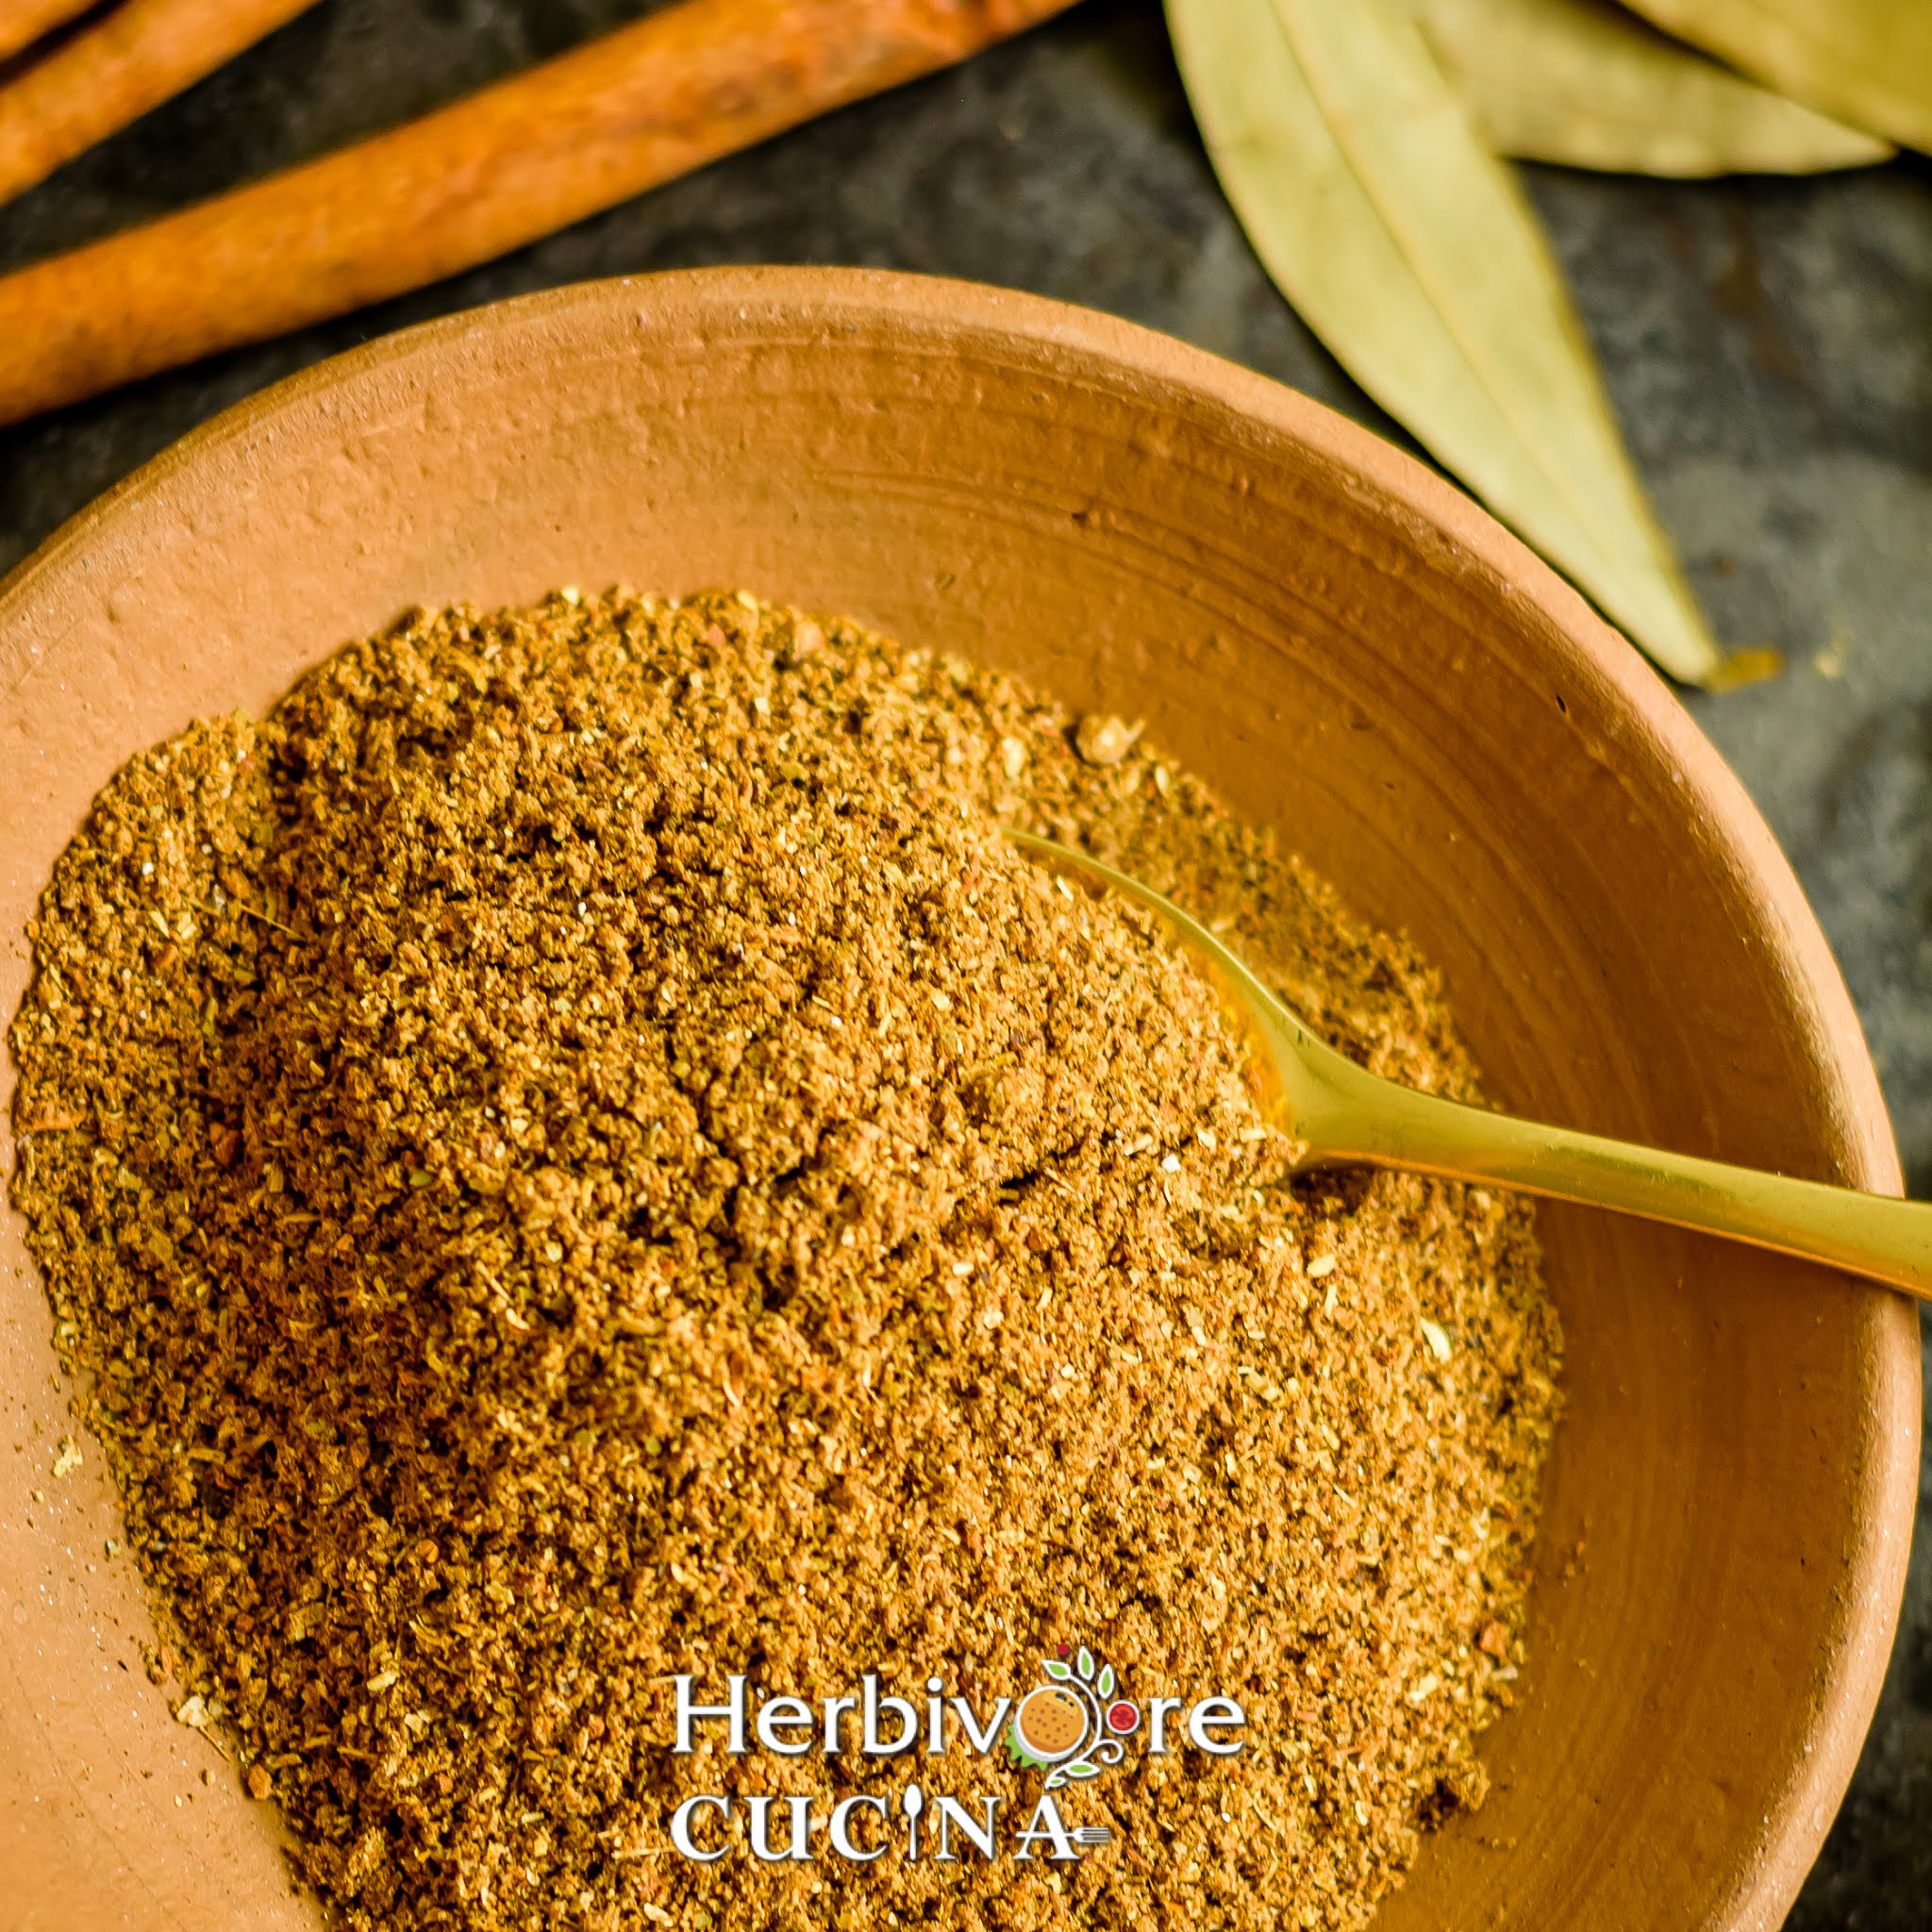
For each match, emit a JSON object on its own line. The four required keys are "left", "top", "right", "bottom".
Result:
{"left": 0, "top": 271, "right": 1918, "bottom": 1930}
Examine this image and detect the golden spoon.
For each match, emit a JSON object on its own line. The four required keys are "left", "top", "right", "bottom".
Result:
{"left": 1013, "top": 833, "right": 1932, "bottom": 1299}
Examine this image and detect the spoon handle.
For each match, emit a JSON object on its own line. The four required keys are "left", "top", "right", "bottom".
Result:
{"left": 1313, "top": 1074, "right": 1932, "bottom": 1299}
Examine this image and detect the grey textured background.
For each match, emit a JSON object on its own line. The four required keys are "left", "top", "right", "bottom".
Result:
{"left": 1, "top": 2, "right": 1926, "bottom": 1922}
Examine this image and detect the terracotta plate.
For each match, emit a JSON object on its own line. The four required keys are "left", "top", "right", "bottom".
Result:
{"left": 0, "top": 269, "right": 1916, "bottom": 1929}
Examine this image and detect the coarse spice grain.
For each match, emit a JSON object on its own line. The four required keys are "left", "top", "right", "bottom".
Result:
{"left": 9, "top": 589, "right": 1562, "bottom": 1932}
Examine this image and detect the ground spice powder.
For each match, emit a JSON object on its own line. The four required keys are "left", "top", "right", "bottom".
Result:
{"left": 9, "top": 590, "right": 1561, "bottom": 1931}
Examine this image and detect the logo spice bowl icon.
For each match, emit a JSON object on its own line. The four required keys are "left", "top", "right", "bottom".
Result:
{"left": 1007, "top": 1643, "right": 1141, "bottom": 1790}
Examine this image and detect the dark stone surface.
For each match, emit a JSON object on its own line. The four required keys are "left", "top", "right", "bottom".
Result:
{"left": 2, "top": 2, "right": 1926, "bottom": 1920}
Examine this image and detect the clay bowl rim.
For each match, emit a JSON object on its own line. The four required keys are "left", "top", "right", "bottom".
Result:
{"left": 0, "top": 266, "right": 1918, "bottom": 1925}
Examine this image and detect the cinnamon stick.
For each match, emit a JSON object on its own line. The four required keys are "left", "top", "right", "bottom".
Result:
{"left": 0, "top": 0, "right": 96, "bottom": 68}
{"left": 0, "top": 1, "right": 321, "bottom": 206}
{"left": 0, "top": 0, "right": 1080, "bottom": 428}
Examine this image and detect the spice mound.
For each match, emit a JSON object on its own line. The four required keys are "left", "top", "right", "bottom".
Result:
{"left": 10, "top": 590, "right": 1561, "bottom": 1932}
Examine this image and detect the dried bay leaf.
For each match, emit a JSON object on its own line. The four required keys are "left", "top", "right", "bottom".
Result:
{"left": 1166, "top": 0, "right": 1724, "bottom": 680}
{"left": 1623, "top": 0, "right": 1932, "bottom": 153}
{"left": 1403, "top": 0, "right": 1890, "bottom": 176}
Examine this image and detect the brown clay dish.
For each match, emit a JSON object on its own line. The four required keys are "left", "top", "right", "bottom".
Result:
{"left": 0, "top": 268, "right": 1916, "bottom": 1929}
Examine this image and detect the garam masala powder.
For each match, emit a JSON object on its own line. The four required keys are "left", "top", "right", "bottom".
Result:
{"left": 8, "top": 588, "right": 1561, "bottom": 1931}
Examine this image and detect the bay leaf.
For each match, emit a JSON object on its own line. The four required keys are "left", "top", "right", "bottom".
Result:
{"left": 1404, "top": 0, "right": 1890, "bottom": 176}
{"left": 1622, "top": 0, "right": 1932, "bottom": 153}
{"left": 1165, "top": 0, "right": 1724, "bottom": 681}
